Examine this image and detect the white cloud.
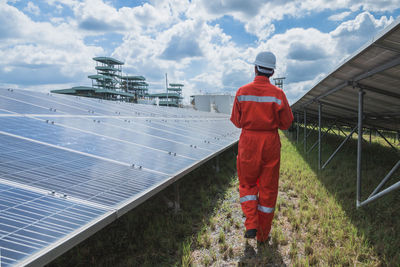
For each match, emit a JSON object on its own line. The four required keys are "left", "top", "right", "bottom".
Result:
{"left": 328, "top": 11, "right": 351, "bottom": 21}
{"left": 112, "top": 17, "right": 241, "bottom": 98}
{"left": 44, "top": 0, "right": 79, "bottom": 8}
{"left": 187, "top": 0, "right": 399, "bottom": 41}
{"left": 331, "top": 12, "right": 393, "bottom": 55}
{"left": 1, "top": 0, "right": 399, "bottom": 105}
{"left": 284, "top": 11, "right": 393, "bottom": 103}
{"left": 0, "top": 2, "right": 103, "bottom": 90}
{"left": 348, "top": 0, "right": 400, "bottom": 12}
{"left": 24, "top": 1, "right": 40, "bottom": 16}
{"left": 262, "top": 27, "right": 336, "bottom": 86}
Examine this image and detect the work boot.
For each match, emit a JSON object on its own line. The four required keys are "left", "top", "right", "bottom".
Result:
{"left": 244, "top": 229, "right": 257, "bottom": 238}
{"left": 256, "top": 234, "right": 271, "bottom": 246}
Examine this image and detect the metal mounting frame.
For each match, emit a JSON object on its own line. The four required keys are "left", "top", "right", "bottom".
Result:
{"left": 290, "top": 19, "right": 400, "bottom": 208}
{"left": 292, "top": 83, "right": 400, "bottom": 208}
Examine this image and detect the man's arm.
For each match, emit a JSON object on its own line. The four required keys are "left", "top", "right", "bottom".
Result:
{"left": 230, "top": 93, "right": 242, "bottom": 128}
{"left": 278, "top": 92, "right": 294, "bottom": 130}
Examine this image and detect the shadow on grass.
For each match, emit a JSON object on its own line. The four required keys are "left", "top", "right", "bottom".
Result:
{"left": 285, "top": 127, "right": 400, "bottom": 264}
{"left": 238, "top": 241, "right": 285, "bottom": 266}
{"left": 47, "top": 145, "right": 242, "bottom": 266}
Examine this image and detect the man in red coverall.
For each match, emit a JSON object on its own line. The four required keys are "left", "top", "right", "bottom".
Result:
{"left": 230, "top": 51, "right": 293, "bottom": 243}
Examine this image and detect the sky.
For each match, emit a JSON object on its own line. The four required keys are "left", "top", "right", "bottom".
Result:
{"left": 1, "top": 0, "right": 400, "bottom": 105}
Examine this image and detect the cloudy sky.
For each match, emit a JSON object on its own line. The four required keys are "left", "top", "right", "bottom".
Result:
{"left": 1, "top": 0, "right": 400, "bottom": 104}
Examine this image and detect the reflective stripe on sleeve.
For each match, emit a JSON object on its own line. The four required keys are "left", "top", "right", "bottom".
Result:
{"left": 257, "top": 204, "right": 275, "bottom": 213}
{"left": 237, "top": 95, "right": 281, "bottom": 105}
{"left": 240, "top": 195, "right": 258, "bottom": 203}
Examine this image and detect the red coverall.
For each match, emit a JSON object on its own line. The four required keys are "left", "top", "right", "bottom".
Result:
{"left": 230, "top": 75, "right": 293, "bottom": 242}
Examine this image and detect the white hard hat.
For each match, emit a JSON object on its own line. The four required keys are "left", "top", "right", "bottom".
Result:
{"left": 253, "top": 51, "right": 276, "bottom": 70}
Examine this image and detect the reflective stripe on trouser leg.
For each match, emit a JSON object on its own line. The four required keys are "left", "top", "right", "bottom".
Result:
{"left": 257, "top": 204, "right": 276, "bottom": 240}
{"left": 257, "top": 141, "right": 281, "bottom": 242}
{"left": 258, "top": 207, "right": 275, "bottom": 242}
{"left": 258, "top": 205, "right": 275, "bottom": 213}
{"left": 239, "top": 185, "right": 258, "bottom": 230}
{"left": 240, "top": 195, "right": 257, "bottom": 203}
{"left": 237, "top": 137, "right": 261, "bottom": 231}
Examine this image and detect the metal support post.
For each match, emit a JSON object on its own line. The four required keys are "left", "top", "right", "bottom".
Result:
{"left": 307, "top": 124, "right": 334, "bottom": 154}
{"left": 357, "top": 89, "right": 364, "bottom": 208}
{"left": 296, "top": 113, "right": 300, "bottom": 143}
{"left": 174, "top": 182, "right": 180, "bottom": 213}
{"left": 304, "top": 109, "right": 307, "bottom": 152}
{"left": 318, "top": 103, "right": 322, "bottom": 170}
{"left": 215, "top": 155, "right": 220, "bottom": 173}
{"left": 300, "top": 123, "right": 317, "bottom": 145}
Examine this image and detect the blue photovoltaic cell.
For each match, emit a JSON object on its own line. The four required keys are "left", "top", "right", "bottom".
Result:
{"left": 40, "top": 116, "right": 214, "bottom": 159}
{"left": 0, "top": 183, "right": 109, "bottom": 267}
{"left": 0, "top": 90, "right": 87, "bottom": 116}
{"left": 0, "top": 96, "right": 53, "bottom": 115}
{"left": 0, "top": 117, "right": 196, "bottom": 174}
{"left": 0, "top": 133, "right": 168, "bottom": 207}
{"left": 100, "top": 118, "right": 223, "bottom": 150}
{"left": 0, "top": 88, "right": 240, "bottom": 266}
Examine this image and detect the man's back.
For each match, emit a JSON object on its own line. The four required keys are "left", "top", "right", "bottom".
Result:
{"left": 230, "top": 76, "right": 292, "bottom": 131}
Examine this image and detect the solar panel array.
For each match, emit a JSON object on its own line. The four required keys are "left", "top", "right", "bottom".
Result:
{"left": 289, "top": 18, "right": 400, "bottom": 208}
{"left": 0, "top": 88, "right": 240, "bottom": 266}
{"left": 291, "top": 17, "right": 400, "bottom": 131}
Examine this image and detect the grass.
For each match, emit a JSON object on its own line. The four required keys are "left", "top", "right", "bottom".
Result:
{"left": 281, "top": 126, "right": 399, "bottom": 266}
{"left": 48, "top": 125, "right": 399, "bottom": 266}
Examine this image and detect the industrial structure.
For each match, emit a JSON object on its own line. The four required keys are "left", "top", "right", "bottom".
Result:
{"left": 290, "top": 17, "right": 400, "bottom": 208}
{"left": 273, "top": 77, "right": 286, "bottom": 90}
{"left": 150, "top": 83, "right": 184, "bottom": 107}
{"left": 120, "top": 75, "right": 149, "bottom": 99}
{"left": 51, "top": 57, "right": 151, "bottom": 103}
{"left": 89, "top": 57, "right": 123, "bottom": 90}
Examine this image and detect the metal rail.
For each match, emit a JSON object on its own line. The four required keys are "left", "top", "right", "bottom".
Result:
{"left": 321, "top": 126, "right": 357, "bottom": 169}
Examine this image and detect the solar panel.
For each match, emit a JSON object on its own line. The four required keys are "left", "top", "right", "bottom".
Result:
{"left": 0, "top": 182, "right": 110, "bottom": 267}
{"left": 0, "top": 88, "right": 240, "bottom": 266}
{"left": 290, "top": 18, "right": 400, "bottom": 208}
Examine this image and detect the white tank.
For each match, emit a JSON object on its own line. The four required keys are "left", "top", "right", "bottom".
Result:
{"left": 192, "top": 95, "right": 234, "bottom": 114}
{"left": 193, "top": 95, "right": 211, "bottom": 112}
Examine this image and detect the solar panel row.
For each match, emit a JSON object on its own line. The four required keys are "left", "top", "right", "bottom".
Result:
{"left": 0, "top": 88, "right": 240, "bottom": 266}
{"left": 289, "top": 18, "right": 400, "bottom": 208}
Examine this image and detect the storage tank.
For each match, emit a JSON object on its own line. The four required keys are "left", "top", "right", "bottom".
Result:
{"left": 191, "top": 94, "right": 234, "bottom": 114}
